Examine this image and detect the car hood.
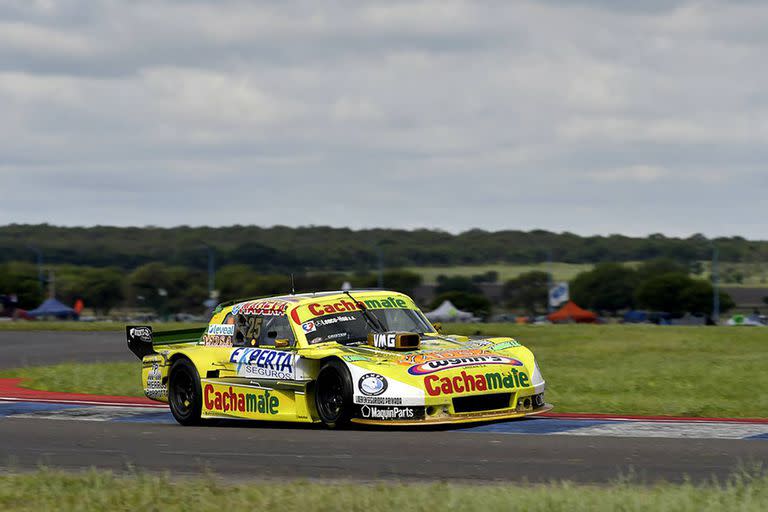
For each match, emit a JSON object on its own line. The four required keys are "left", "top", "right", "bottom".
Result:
{"left": 304, "top": 334, "right": 537, "bottom": 386}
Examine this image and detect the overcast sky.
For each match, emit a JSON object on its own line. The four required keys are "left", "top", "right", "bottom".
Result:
{"left": 0, "top": 0, "right": 766, "bottom": 238}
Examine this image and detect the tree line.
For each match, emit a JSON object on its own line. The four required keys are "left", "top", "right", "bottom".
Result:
{"left": 0, "top": 258, "right": 736, "bottom": 320}
{"left": 2, "top": 224, "right": 766, "bottom": 271}
{"left": 0, "top": 260, "right": 423, "bottom": 315}
{"left": 497, "top": 259, "right": 735, "bottom": 319}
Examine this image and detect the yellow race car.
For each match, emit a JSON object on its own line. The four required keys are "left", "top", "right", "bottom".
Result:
{"left": 127, "top": 290, "right": 551, "bottom": 427}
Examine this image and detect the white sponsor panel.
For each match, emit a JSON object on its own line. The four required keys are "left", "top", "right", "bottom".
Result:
{"left": 530, "top": 362, "right": 546, "bottom": 394}
{"left": 239, "top": 365, "right": 294, "bottom": 380}
{"left": 358, "top": 373, "right": 387, "bottom": 396}
{"left": 549, "top": 282, "right": 569, "bottom": 308}
{"left": 207, "top": 324, "right": 235, "bottom": 336}
{"left": 345, "top": 363, "right": 425, "bottom": 406}
{"left": 462, "top": 339, "right": 493, "bottom": 349}
{"left": 145, "top": 361, "right": 167, "bottom": 399}
{"left": 231, "top": 300, "right": 288, "bottom": 316}
{"left": 407, "top": 355, "right": 523, "bottom": 376}
{"left": 230, "top": 347, "right": 297, "bottom": 380}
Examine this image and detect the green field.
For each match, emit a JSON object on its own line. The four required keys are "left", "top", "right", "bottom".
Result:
{"left": 0, "top": 469, "right": 765, "bottom": 512}
{"left": 0, "top": 362, "right": 142, "bottom": 397}
{"left": 702, "top": 261, "right": 768, "bottom": 287}
{"left": 446, "top": 324, "right": 768, "bottom": 417}
{"left": 406, "top": 262, "right": 593, "bottom": 284}
{"left": 2, "top": 325, "right": 766, "bottom": 418}
{"left": 407, "top": 261, "right": 768, "bottom": 286}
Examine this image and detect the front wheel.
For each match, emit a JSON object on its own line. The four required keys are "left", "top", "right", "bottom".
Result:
{"left": 168, "top": 358, "right": 202, "bottom": 426}
{"left": 315, "top": 360, "right": 353, "bottom": 428}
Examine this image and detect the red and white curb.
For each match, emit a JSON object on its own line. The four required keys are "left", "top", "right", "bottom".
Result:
{"left": 0, "top": 378, "right": 166, "bottom": 408}
{"left": 1, "top": 379, "right": 767, "bottom": 438}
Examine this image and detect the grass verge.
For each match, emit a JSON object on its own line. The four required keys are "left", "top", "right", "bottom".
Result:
{"left": 1, "top": 325, "right": 766, "bottom": 417}
{"left": 0, "top": 363, "right": 142, "bottom": 397}
{"left": 446, "top": 324, "right": 768, "bottom": 418}
{"left": 0, "top": 469, "right": 767, "bottom": 512}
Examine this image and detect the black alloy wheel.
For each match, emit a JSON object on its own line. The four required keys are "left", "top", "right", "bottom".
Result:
{"left": 168, "top": 358, "right": 203, "bottom": 426}
{"left": 315, "top": 360, "right": 353, "bottom": 428}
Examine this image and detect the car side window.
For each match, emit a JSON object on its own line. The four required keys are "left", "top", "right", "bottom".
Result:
{"left": 258, "top": 315, "right": 296, "bottom": 347}
{"left": 233, "top": 314, "right": 296, "bottom": 347}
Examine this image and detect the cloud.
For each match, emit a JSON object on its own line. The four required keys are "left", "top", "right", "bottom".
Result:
{"left": 0, "top": 0, "right": 766, "bottom": 239}
{"left": 588, "top": 165, "right": 667, "bottom": 183}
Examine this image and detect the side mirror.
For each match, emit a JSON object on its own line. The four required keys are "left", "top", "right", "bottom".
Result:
{"left": 432, "top": 322, "right": 442, "bottom": 333}
{"left": 274, "top": 339, "right": 291, "bottom": 348}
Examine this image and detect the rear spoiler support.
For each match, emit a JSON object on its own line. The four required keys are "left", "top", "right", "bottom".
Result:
{"left": 126, "top": 325, "right": 208, "bottom": 359}
{"left": 126, "top": 325, "right": 156, "bottom": 359}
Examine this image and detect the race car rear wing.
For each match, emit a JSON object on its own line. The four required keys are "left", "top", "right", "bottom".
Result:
{"left": 126, "top": 325, "right": 206, "bottom": 359}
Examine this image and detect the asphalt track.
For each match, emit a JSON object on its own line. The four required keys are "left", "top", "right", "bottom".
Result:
{"left": 1, "top": 331, "right": 767, "bottom": 483}
{"left": 0, "top": 330, "right": 130, "bottom": 369}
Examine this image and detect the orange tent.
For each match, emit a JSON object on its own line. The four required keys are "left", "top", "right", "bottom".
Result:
{"left": 547, "top": 301, "right": 598, "bottom": 323}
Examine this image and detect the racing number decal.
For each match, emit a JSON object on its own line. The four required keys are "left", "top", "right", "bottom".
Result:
{"left": 236, "top": 315, "right": 263, "bottom": 346}
{"left": 245, "top": 316, "right": 263, "bottom": 346}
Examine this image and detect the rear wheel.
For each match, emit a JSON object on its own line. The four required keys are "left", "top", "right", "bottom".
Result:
{"left": 315, "top": 360, "right": 353, "bottom": 428}
{"left": 168, "top": 358, "right": 202, "bottom": 426}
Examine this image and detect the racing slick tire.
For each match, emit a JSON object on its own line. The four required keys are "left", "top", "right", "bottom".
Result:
{"left": 168, "top": 358, "right": 203, "bottom": 426}
{"left": 315, "top": 359, "right": 353, "bottom": 429}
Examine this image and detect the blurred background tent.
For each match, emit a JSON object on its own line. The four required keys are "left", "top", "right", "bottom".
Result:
{"left": 623, "top": 310, "right": 648, "bottom": 323}
{"left": 547, "top": 301, "right": 598, "bottom": 324}
{"left": 424, "top": 300, "right": 478, "bottom": 323}
{"left": 27, "top": 298, "right": 78, "bottom": 320}
{"left": 727, "top": 314, "right": 765, "bottom": 326}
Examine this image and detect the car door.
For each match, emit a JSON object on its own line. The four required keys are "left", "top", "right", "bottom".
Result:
{"left": 230, "top": 313, "right": 298, "bottom": 380}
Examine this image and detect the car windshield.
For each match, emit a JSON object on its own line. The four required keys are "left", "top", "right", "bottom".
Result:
{"left": 301, "top": 308, "right": 433, "bottom": 345}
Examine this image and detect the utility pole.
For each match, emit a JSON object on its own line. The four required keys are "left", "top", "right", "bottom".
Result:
{"left": 711, "top": 243, "right": 720, "bottom": 324}
{"left": 48, "top": 268, "right": 56, "bottom": 299}
{"left": 26, "top": 246, "right": 44, "bottom": 293}
{"left": 200, "top": 243, "right": 216, "bottom": 299}
{"left": 207, "top": 246, "right": 215, "bottom": 299}
{"left": 376, "top": 244, "right": 384, "bottom": 289}
{"left": 547, "top": 249, "right": 554, "bottom": 314}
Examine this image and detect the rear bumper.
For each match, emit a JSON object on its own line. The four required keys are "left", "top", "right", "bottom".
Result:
{"left": 351, "top": 403, "right": 554, "bottom": 426}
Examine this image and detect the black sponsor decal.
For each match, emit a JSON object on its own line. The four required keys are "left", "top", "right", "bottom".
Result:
{"left": 356, "top": 405, "right": 425, "bottom": 421}
{"left": 355, "top": 396, "right": 403, "bottom": 405}
{"left": 128, "top": 326, "right": 152, "bottom": 343}
{"left": 126, "top": 325, "right": 155, "bottom": 358}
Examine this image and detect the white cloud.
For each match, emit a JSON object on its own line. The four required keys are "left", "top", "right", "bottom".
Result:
{"left": 0, "top": 0, "right": 766, "bottom": 238}
{"left": 0, "top": 21, "right": 95, "bottom": 56}
{"left": 588, "top": 165, "right": 667, "bottom": 183}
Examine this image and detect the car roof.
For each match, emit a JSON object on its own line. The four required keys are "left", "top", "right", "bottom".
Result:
{"left": 221, "top": 289, "right": 410, "bottom": 308}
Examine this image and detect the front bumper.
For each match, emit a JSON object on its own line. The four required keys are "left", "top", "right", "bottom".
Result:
{"left": 351, "top": 402, "right": 554, "bottom": 426}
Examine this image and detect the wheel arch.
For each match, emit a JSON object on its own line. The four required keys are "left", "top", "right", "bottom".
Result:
{"left": 166, "top": 355, "right": 204, "bottom": 426}
{"left": 168, "top": 352, "right": 192, "bottom": 366}
{"left": 165, "top": 351, "right": 210, "bottom": 386}
{"left": 307, "top": 356, "right": 353, "bottom": 426}
{"left": 305, "top": 355, "right": 346, "bottom": 410}
{"left": 167, "top": 350, "right": 210, "bottom": 373}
